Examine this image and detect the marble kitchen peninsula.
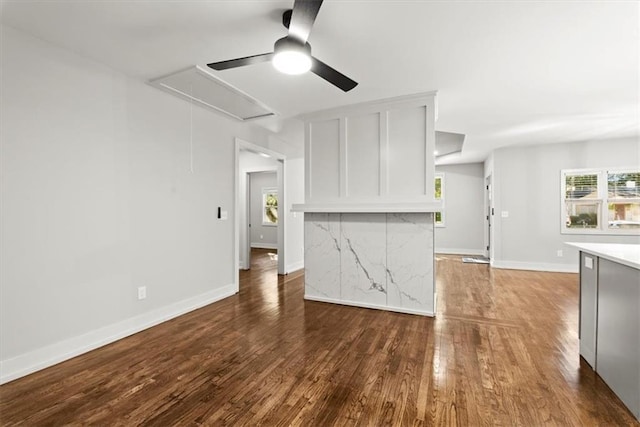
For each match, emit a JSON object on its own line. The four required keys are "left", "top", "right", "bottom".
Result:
{"left": 295, "top": 92, "right": 440, "bottom": 317}
{"left": 303, "top": 212, "right": 435, "bottom": 316}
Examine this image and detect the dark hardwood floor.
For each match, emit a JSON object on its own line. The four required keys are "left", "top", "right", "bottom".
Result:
{"left": 1, "top": 250, "right": 638, "bottom": 425}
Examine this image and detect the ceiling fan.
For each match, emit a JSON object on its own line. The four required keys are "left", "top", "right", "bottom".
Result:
{"left": 207, "top": 0, "right": 358, "bottom": 92}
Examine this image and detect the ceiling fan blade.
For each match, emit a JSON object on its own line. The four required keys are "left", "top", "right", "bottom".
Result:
{"left": 311, "top": 57, "right": 358, "bottom": 92}
{"left": 289, "top": 0, "right": 323, "bottom": 44}
{"left": 207, "top": 53, "right": 274, "bottom": 71}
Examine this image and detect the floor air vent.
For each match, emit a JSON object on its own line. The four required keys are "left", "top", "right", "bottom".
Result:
{"left": 149, "top": 66, "right": 276, "bottom": 121}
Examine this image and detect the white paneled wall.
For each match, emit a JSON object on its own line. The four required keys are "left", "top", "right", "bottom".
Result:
{"left": 346, "top": 113, "right": 380, "bottom": 198}
{"left": 303, "top": 93, "right": 437, "bottom": 205}
{"left": 387, "top": 106, "right": 427, "bottom": 196}
{"left": 308, "top": 119, "right": 340, "bottom": 200}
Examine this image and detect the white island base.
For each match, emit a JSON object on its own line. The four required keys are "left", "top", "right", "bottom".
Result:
{"left": 304, "top": 212, "right": 435, "bottom": 316}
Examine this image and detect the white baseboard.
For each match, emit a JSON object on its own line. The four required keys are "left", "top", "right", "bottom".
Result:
{"left": 304, "top": 294, "right": 434, "bottom": 317}
{"left": 0, "top": 284, "right": 237, "bottom": 385}
{"left": 436, "top": 247, "right": 486, "bottom": 256}
{"left": 285, "top": 260, "right": 304, "bottom": 274}
{"left": 250, "top": 243, "right": 278, "bottom": 249}
{"left": 491, "top": 260, "right": 578, "bottom": 273}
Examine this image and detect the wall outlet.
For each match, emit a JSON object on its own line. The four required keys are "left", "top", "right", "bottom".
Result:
{"left": 585, "top": 256, "right": 593, "bottom": 269}
{"left": 260, "top": 234, "right": 264, "bottom": 239}
{"left": 137, "top": 286, "right": 147, "bottom": 300}
{"left": 557, "top": 250, "right": 563, "bottom": 257}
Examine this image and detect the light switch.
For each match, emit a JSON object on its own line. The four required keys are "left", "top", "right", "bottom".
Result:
{"left": 501, "top": 211, "right": 509, "bottom": 218}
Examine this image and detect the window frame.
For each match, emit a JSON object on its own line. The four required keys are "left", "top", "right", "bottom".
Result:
{"left": 561, "top": 167, "right": 640, "bottom": 235}
{"left": 435, "top": 173, "right": 445, "bottom": 227}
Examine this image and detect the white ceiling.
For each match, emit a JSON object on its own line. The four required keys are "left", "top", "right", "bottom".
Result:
{"left": 2, "top": 1, "right": 638, "bottom": 164}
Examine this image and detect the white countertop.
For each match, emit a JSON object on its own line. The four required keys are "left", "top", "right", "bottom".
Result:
{"left": 565, "top": 242, "right": 640, "bottom": 270}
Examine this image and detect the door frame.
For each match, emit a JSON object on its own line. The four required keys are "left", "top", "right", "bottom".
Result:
{"left": 243, "top": 171, "right": 252, "bottom": 270}
{"left": 485, "top": 174, "right": 493, "bottom": 260}
{"left": 234, "top": 138, "right": 286, "bottom": 289}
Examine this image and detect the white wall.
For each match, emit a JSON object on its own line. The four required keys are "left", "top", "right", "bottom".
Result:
{"left": 0, "top": 25, "right": 276, "bottom": 383}
{"left": 249, "top": 172, "right": 278, "bottom": 248}
{"left": 490, "top": 137, "right": 640, "bottom": 272}
{"left": 435, "top": 163, "right": 485, "bottom": 255}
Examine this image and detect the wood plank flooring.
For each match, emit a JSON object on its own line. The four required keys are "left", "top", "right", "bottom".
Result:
{"left": 1, "top": 250, "right": 638, "bottom": 425}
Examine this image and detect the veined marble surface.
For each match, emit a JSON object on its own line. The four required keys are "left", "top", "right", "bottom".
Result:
{"left": 305, "top": 213, "right": 341, "bottom": 299}
{"left": 341, "top": 214, "right": 387, "bottom": 305}
{"left": 387, "top": 213, "right": 434, "bottom": 311}
{"left": 304, "top": 212, "right": 435, "bottom": 316}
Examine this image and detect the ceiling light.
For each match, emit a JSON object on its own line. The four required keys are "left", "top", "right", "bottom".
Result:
{"left": 273, "top": 52, "right": 311, "bottom": 74}
{"left": 273, "top": 37, "right": 312, "bottom": 75}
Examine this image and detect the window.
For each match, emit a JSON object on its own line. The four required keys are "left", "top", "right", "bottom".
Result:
{"left": 435, "top": 174, "right": 444, "bottom": 226}
{"left": 607, "top": 171, "right": 640, "bottom": 230}
{"left": 262, "top": 188, "right": 278, "bottom": 226}
{"left": 561, "top": 168, "right": 639, "bottom": 234}
{"left": 564, "top": 172, "right": 600, "bottom": 229}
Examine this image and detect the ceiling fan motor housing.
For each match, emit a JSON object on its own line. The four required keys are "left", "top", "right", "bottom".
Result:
{"left": 272, "top": 36, "right": 313, "bottom": 74}
{"left": 274, "top": 36, "right": 311, "bottom": 57}
{"left": 282, "top": 9, "right": 293, "bottom": 29}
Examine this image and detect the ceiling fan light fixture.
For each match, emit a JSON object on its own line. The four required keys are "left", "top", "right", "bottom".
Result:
{"left": 273, "top": 37, "right": 312, "bottom": 75}
{"left": 273, "top": 51, "right": 311, "bottom": 75}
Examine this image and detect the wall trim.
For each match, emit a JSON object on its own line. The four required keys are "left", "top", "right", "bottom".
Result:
{"left": 491, "top": 260, "right": 578, "bottom": 273}
{"left": 304, "top": 295, "right": 435, "bottom": 317}
{"left": 250, "top": 242, "right": 278, "bottom": 249}
{"left": 297, "top": 90, "right": 438, "bottom": 122}
{"left": 436, "top": 248, "right": 486, "bottom": 256}
{"left": 292, "top": 200, "right": 442, "bottom": 213}
{"left": 0, "top": 284, "right": 237, "bottom": 385}
{"left": 285, "top": 260, "right": 304, "bottom": 274}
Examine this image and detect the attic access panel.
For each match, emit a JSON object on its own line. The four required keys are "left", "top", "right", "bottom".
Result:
{"left": 149, "top": 66, "right": 276, "bottom": 121}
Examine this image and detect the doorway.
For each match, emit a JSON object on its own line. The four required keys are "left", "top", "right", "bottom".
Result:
{"left": 246, "top": 170, "right": 279, "bottom": 268}
{"left": 234, "top": 139, "right": 286, "bottom": 289}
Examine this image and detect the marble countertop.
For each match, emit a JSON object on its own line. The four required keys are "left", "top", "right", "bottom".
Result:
{"left": 565, "top": 242, "right": 640, "bottom": 270}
